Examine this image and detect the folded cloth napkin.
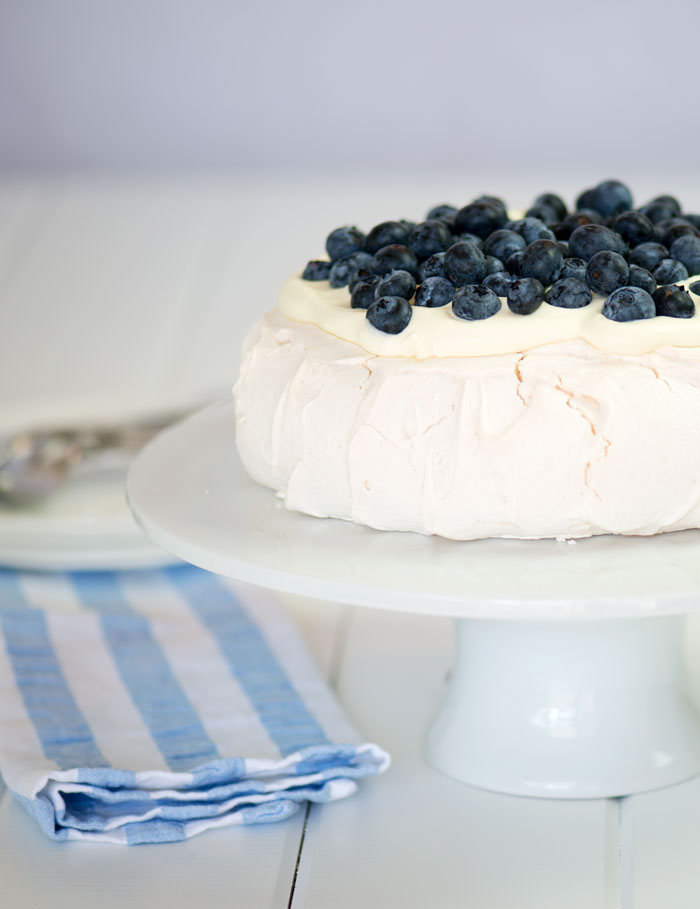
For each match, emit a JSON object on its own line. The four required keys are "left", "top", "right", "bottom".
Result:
{"left": 0, "top": 565, "right": 389, "bottom": 844}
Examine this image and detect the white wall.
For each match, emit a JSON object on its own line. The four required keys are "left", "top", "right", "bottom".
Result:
{"left": 1, "top": 0, "right": 698, "bottom": 172}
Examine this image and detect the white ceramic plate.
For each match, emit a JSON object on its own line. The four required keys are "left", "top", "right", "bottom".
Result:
{"left": 127, "top": 400, "right": 700, "bottom": 619}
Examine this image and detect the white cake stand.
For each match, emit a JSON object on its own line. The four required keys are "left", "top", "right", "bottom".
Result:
{"left": 127, "top": 401, "right": 700, "bottom": 799}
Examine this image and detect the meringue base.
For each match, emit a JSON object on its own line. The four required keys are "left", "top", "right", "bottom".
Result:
{"left": 233, "top": 310, "right": 700, "bottom": 541}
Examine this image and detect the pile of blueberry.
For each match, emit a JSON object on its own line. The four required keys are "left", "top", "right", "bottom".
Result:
{"left": 302, "top": 180, "right": 700, "bottom": 334}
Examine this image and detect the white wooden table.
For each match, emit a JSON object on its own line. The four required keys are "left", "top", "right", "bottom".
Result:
{"left": 2, "top": 175, "right": 700, "bottom": 907}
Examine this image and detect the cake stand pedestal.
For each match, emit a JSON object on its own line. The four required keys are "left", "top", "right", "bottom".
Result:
{"left": 127, "top": 401, "right": 700, "bottom": 799}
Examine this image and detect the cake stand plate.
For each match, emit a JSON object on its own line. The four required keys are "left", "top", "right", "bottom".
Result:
{"left": 127, "top": 401, "right": 700, "bottom": 799}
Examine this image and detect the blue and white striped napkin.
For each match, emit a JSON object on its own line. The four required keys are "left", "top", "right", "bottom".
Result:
{"left": 0, "top": 565, "right": 389, "bottom": 844}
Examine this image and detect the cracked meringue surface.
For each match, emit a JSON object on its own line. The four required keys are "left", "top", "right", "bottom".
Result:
{"left": 234, "top": 308, "right": 700, "bottom": 541}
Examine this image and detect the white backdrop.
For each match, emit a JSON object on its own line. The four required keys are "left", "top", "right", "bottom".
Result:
{"left": 1, "top": 0, "right": 698, "bottom": 172}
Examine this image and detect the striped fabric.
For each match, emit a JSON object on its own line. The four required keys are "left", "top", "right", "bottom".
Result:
{"left": 0, "top": 566, "right": 389, "bottom": 844}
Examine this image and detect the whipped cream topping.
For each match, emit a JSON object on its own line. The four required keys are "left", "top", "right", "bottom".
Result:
{"left": 278, "top": 273, "right": 700, "bottom": 359}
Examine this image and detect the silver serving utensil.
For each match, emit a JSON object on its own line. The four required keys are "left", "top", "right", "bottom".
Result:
{"left": 0, "top": 407, "right": 198, "bottom": 507}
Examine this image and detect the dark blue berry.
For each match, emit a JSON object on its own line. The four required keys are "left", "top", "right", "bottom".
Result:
{"left": 302, "top": 259, "right": 332, "bottom": 281}
{"left": 507, "top": 278, "right": 544, "bottom": 315}
{"left": 375, "top": 269, "right": 416, "bottom": 300}
{"left": 454, "top": 200, "right": 507, "bottom": 239}
{"left": 520, "top": 239, "right": 564, "bottom": 285}
{"left": 525, "top": 203, "right": 557, "bottom": 225}
{"left": 329, "top": 251, "right": 373, "bottom": 288}
{"left": 559, "top": 257, "right": 587, "bottom": 282}
{"left": 554, "top": 210, "right": 603, "bottom": 240}
{"left": 484, "top": 255, "right": 504, "bottom": 275}
{"left": 609, "top": 211, "right": 656, "bottom": 247}
{"left": 684, "top": 214, "right": 700, "bottom": 231}
{"left": 639, "top": 200, "right": 679, "bottom": 225}
{"left": 417, "top": 252, "right": 447, "bottom": 281}
{"left": 414, "top": 276, "right": 454, "bottom": 308}
{"left": 506, "top": 250, "right": 524, "bottom": 275}
{"left": 653, "top": 285, "right": 695, "bottom": 318}
{"left": 576, "top": 188, "right": 597, "bottom": 211}
{"left": 545, "top": 278, "right": 592, "bottom": 309}
{"left": 535, "top": 193, "right": 567, "bottom": 221}
{"left": 366, "top": 296, "right": 412, "bottom": 333}
{"left": 568, "top": 224, "right": 626, "bottom": 261}
{"left": 452, "top": 285, "right": 501, "bottom": 320}
{"left": 660, "top": 219, "right": 700, "bottom": 249}
{"left": 452, "top": 232, "right": 484, "bottom": 249}
{"left": 373, "top": 244, "right": 418, "bottom": 276}
{"left": 426, "top": 204, "right": 457, "bottom": 225}
{"left": 408, "top": 220, "right": 453, "bottom": 259}
{"left": 365, "top": 221, "right": 412, "bottom": 254}
{"left": 602, "top": 286, "right": 655, "bottom": 322}
{"left": 475, "top": 195, "right": 509, "bottom": 221}
{"left": 588, "top": 180, "right": 634, "bottom": 217}
{"left": 627, "top": 265, "right": 656, "bottom": 295}
{"left": 483, "top": 229, "right": 526, "bottom": 262}
{"left": 585, "top": 250, "right": 629, "bottom": 294}
{"left": 629, "top": 242, "right": 669, "bottom": 271}
{"left": 510, "top": 217, "right": 556, "bottom": 244}
{"left": 650, "top": 195, "right": 682, "bottom": 216}
{"left": 348, "top": 264, "right": 378, "bottom": 291}
{"left": 690, "top": 280, "right": 700, "bottom": 295}
{"left": 351, "top": 276, "right": 381, "bottom": 309}
{"left": 670, "top": 235, "right": 700, "bottom": 275}
{"left": 483, "top": 271, "right": 515, "bottom": 296}
{"left": 654, "top": 258, "right": 688, "bottom": 285}
{"left": 326, "top": 226, "right": 366, "bottom": 261}
{"left": 444, "top": 241, "right": 486, "bottom": 285}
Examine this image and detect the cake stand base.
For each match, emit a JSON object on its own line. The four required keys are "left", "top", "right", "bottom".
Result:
{"left": 428, "top": 613, "right": 700, "bottom": 798}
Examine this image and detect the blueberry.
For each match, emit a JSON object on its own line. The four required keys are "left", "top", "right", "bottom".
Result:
{"left": 302, "top": 259, "right": 332, "bottom": 281}
{"left": 649, "top": 195, "right": 682, "bottom": 216}
{"left": 365, "top": 221, "right": 412, "bottom": 254}
{"left": 475, "top": 195, "right": 509, "bottom": 221}
{"left": 414, "top": 276, "right": 455, "bottom": 308}
{"left": 660, "top": 219, "right": 700, "bottom": 249}
{"left": 520, "top": 239, "right": 564, "bottom": 285}
{"left": 585, "top": 250, "right": 629, "bottom": 294}
{"left": 426, "top": 204, "right": 458, "bottom": 225}
{"left": 417, "top": 252, "right": 447, "bottom": 281}
{"left": 510, "top": 217, "right": 556, "bottom": 244}
{"left": 602, "top": 286, "right": 655, "bottom": 322}
{"left": 684, "top": 214, "right": 700, "bottom": 231}
{"left": 588, "top": 180, "right": 634, "bottom": 217}
{"left": 373, "top": 244, "right": 418, "bottom": 276}
{"left": 366, "top": 296, "right": 413, "bottom": 334}
{"left": 639, "top": 200, "right": 679, "bottom": 225}
{"left": 653, "top": 285, "right": 695, "bottom": 318}
{"left": 554, "top": 210, "right": 603, "bottom": 240}
{"left": 507, "top": 277, "right": 544, "bottom": 315}
{"left": 525, "top": 203, "right": 558, "bottom": 225}
{"left": 329, "top": 251, "right": 373, "bottom": 288}
{"left": 444, "top": 241, "right": 487, "bottom": 285}
{"left": 351, "top": 276, "right": 381, "bottom": 309}
{"left": 559, "top": 257, "right": 587, "bottom": 282}
{"left": 375, "top": 269, "right": 416, "bottom": 300}
{"left": 454, "top": 200, "right": 507, "bottom": 239}
{"left": 483, "top": 229, "right": 526, "bottom": 262}
{"left": 576, "top": 188, "right": 598, "bottom": 211}
{"left": 629, "top": 242, "right": 669, "bottom": 271}
{"left": 568, "top": 224, "right": 626, "bottom": 261}
{"left": 691, "top": 281, "right": 700, "bottom": 295}
{"left": 483, "top": 271, "right": 515, "bottom": 296}
{"left": 506, "top": 250, "right": 524, "bottom": 275}
{"left": 654, "top": 258, "right": 689, "bottom": 285}
{"left": 484, "top": 255, "right": 504, "bottom": 275}
{"left": 452, "top": 285, "right": 501, "bottom": 321}
{"left": 545, "top": 278, "right": 592, "bottom": 309}
{"left": 326, "top": 226, "right": 366, "bottom": 261}
{"left": 452, "top": 232, "right": 484, "bottom": 249}
{"left": 609, "top": 211, "right": 656, "bottom": 247}
{"left": 535, "top": 192, "right": 568, "bottom": 221}
{"left": 408, "top": 220, "right": 453, "bottom": 259}
{"left": 627, "top": 265, "right": 656, "bottom": 295}
{"left": 348, "top": 264, "right": 378, "bottom": 291}
{"left": 670, "top": 235, "right": 700, "bottom": 275}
